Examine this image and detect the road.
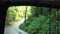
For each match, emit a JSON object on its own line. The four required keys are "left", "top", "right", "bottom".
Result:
{"left": 4, "top": 17, "right": 29, "bottom": 34}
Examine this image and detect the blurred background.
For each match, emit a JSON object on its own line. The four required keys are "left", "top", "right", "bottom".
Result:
{"left": 4, "top": 6, "right": 60, "bottom": 34}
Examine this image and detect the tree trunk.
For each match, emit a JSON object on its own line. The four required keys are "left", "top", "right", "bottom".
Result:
{"left": 25, "top": 6, "right": 27, "bottom": 23}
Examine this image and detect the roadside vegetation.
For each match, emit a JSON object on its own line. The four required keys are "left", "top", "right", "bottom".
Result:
{"left": 5, "top": 6, "right": 60, "bottom": 34}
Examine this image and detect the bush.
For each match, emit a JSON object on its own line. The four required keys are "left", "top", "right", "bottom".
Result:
{"left": 19, "top": 15, "right": 51, "bottom": 34}
{"left": 19, "top": 7, "right": 60, "bottom": 34}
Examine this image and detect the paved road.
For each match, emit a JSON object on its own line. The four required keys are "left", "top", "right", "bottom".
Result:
{"left": 4, "top": 17, "right": 28, "bottom": 34}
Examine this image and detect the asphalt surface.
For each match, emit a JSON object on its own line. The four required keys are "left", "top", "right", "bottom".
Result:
{"left": 4, "top": 17, "right": 28, "bottom": 34}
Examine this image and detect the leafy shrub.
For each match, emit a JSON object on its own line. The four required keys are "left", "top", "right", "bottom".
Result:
{"left": 19, "top": 15, "right": 51, "bottom": 34}
{"left": 19, "top": 7, "right": 60, "bottom": 34}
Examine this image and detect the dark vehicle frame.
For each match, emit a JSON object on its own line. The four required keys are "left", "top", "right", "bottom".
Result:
{"left": 0, "top": 0, "right": 60, "bottom": 34}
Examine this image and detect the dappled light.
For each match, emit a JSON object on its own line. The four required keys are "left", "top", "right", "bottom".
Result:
{"left": 4, "top": 6, "right": 60, "bottom": 34}
{"left": 5, "top": 6, "right": 31, "bottom": 27}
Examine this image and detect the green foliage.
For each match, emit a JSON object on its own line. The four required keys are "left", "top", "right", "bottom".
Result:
{"left": 5, "top": 6, "right": 60, "bottom": 34}
{"left": 19, "top": 6, "right": 60, "bottom": 34}
{"left": 5, "top": 6, "right": 31, "bottom": 26}
{"left": 5, "top": 6, "right": 17, "bottom": 26}
{"left": 19, "top": 15, "right": 50, "bottom": 34}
